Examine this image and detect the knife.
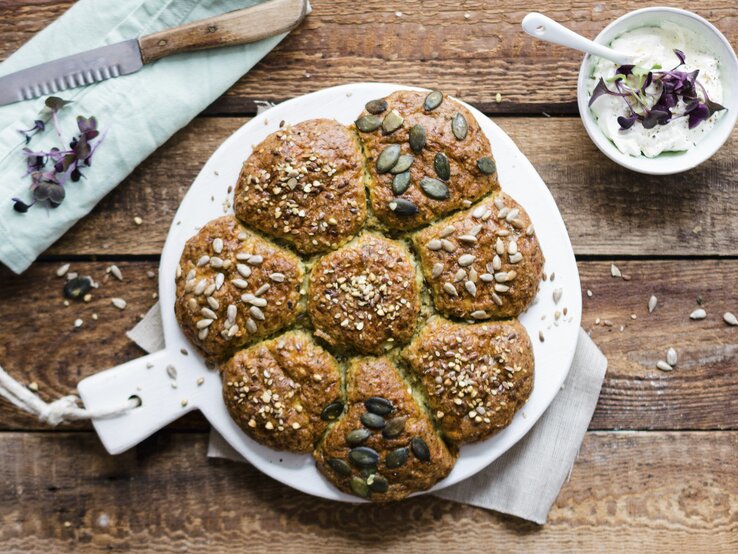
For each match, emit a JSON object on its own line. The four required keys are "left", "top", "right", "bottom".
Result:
{"left": 0, "top": 0, "right": 307, "bottom": 107}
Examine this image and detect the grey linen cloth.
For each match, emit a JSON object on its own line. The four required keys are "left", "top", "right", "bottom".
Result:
{"left": 128, "top": 304, "right": 606, "bottom": 524}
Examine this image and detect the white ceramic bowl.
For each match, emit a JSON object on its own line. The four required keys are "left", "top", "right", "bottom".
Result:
{"left": 577, "top": 7, "right": 738, "bottom": 175}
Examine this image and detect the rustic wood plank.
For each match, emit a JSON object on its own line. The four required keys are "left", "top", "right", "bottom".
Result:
{"left": 1, "top": 260, "right": 736, "bottom": 431}
{"left": 37, "top": 117, "right": 738, "bottom": 258}
{"left": 0, "top": 431, "right": 735, "bottom": 552}
{"left": 1, "top": 1, "right": 736, "bottom": 114}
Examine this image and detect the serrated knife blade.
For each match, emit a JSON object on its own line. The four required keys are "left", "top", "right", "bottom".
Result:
{"left": 0, "top": 39, "right": 143, "bottom": 107}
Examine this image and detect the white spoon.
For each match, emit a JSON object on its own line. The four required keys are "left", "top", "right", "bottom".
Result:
{"left": 522, "top": 12, "right": 634, "bottom": 65}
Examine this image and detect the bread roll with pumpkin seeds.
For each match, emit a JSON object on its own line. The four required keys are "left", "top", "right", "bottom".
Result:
{"left": 356, "top": 89, "right": 498, "bottom": 231}
{"left": 307, "top": 233, "right": 421, "bottom": 354}
{"left": 221, "top": 330, "right": 342, "bottom": 453}
{"left": 314, "top": 356, "right": 457, "bottom": 501}
{"left": 174, "top": 216, "right": 305, "bottom": 360}
{"left": 234, "top": 119, "right": 367, "bottom": 255}
{"left": 402, "top": 316, "right": 534, "bottom": 444}
{"left": 412, "top": 193, "right": 544, "bottom": 320}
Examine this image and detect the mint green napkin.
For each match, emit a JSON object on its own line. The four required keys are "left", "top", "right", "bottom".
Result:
{"left": 0, "top": 0, "right": 303, "bottom": 273}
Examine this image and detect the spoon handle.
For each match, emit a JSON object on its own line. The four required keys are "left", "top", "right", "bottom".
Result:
{"left": 522, "top": 12, "right": 632, "bottom": 66}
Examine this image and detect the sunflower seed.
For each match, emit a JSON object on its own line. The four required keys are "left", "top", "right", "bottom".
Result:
{"left": 498, "top": 207, "right": 510, "bottom": 219}
{"left": 724, "top": 312, "right": 738, "bottom": 326}
{"left": 382, "top": 109, "right": 404, "bottom": 134}
{"left": 196, "top": 319, "right": 213, "bottom": 329}
{"left": 410, "top": 437, "right": 431, "bottom": 462}
{"left": 458, "top": 254, "right": 475, "bottom": 267}
{"left": 355, "top": 114, "right": 382, "bottom": 132}
{"left": 509, "top": 252, "right": 523, "bottom": 264}
{"left": 249, "top": 306, "right": 265, "bottom": 321}
{"left": 236, "top": 253, "right": 251, "bottom": 261}
{"left": 197, "top": 255, "right": 210, "bottom": 267}
{"left": 456, "top": 234, "right": 476, "bottom": 245}
{"left": 690, "top": 308, "right": 707, "bottom": 320}
{"left": 246, "top": 318, "right": 258, "bottom": 333}
{"left": 441, "top": 239, "right": 456, "bottom": 252}
{"left": 248, "top": 255, "right": 263, "bottom": 266}
{"left": 495, "top": 272, "right": 511, "bottom": 283}
{"left": 434, "top": 153, "right": 451, "bottom": 181}
{"left": 382, "top": 416, "right": 406, "bottom": 438}
{"left": 207, "top": 297, "right": 220, "bottom": 310}
{"left": 186, "top": 269, "right": 196, "bottom": 282}
{"left": 200, "top": 307, "right": 217, "bottom": 320}
{"left": 656, "top": 360, "right": 673, "bottom": 371}
{"left": 243, "top": 295, "right": 267, "bottom": 308}
{"left": 227, "top": 325, "right": 239, "bottom": 337}
{"left": 494, "top": 283, "right": 509, "bottom": 292}
{"left": 377, "top": 144, "right": 401, "bottom": 173}
{"left": 236, "top": 264, "right": 252, "bottom": 278}
{"left": 390, "top": 154, "right": 414, "bottom": 174}
{"left": 471, "top": 310, "right": 488, "bottom": 319}
{"left": 431, "top": 263, "right": 444, "bottom": 278}
{"left": 204, "top": 284, "right": 216, "bottom": 297}
{"left": 496, "top": 238, "right": 505, "bottom": 255}
{"left": 492, "top": 293, "right": 503, "bottom": 306}
{"left": 508, "top": 241, "right": 518, "bottom": 255}
{"left": 465, "top": 280, "right": 477, "bottom": 296}
{"left": 420, "top": 177, "right": 449, "bottom": 200}
{"left": 480, "top": 273, "right": 494, "bottom": 282}
{"left": 505, "top": 208, "right": 519, "bottom": 223}
{"left": 211, "top": 237, "right": 223, "bottom": 254}
{"left": 648, "top": 295, "right": 658, "bottom": 313}
{"left": 440, "top": 225, "right": 456, "bottom": 238}
{"left": 553, "top": 288, "right": 563, "bottom": 304}
{"left": 346, "top": 428, "right": 372, "bottom": 446}
{"left": 350, "top": 476, "right": 370, "bottom": 498}
{"left": 365, "top": 397, "right": 394, "bottom": 416}
{"left": 451, "top": 112, "right": 468, "bottom": 140}
{"left": 454, "top": 269, "right": 467, "bottom": 282}
{"left": 349, "top": 446, "right": 379, "bottom": 467}
{"left": 610, "top": 264, "right": 621, "bottom": 278}
{"left": 254, "top": 283, "right": 270, "bottom": 296}
{"left": 56, "top": 263, "right": 70, "bottom": 277}
{"left": 193, "top": 279, "right": 207, "bottom": 295}
{"left": 385, "top": 447, "right": 409, "bottom": 468}
{"left": 468, "top": 267, "right": 478, "bottom": 282}
{"left": 427, "top": 239, "right": 442, "bottom": 251}
{"left": 321, "top": 400, "right": 344, "bottom": 421}
{"left": 443, "top": 282, "right": 458, "bottom": 296}
{"left": 477, "top": 157, "right": 496, "bottom": 174}
{"left": 109, "top": 265, "right": 123, "bottom": 281}
{"left": 215, "top": 273, "right": 225, "bottom": 290}
{"left": 421, "top": 88, "right": 443, "bottom": 110}
{"left": 365, "top": 98, "right": 388, "bottom": 114}
{"left": 327, "top": 458, "right": 352, "bottom": 476}
{"left": 231, "top": 279, "right": 248, "bottom": 289}
{"left": 227, "top": 304, "right": 237, "bottom": 323}
{"left": 198, "top": 328, "right": 209, "bottom": 340}
{"left": 666, "top": 348, "right": 678, "bottom": 366}
{"left": 409, "top": 124, "right": 427, "bottom": 152}
{"left": 368, "top": 474, "right": 389, "bottom": 493}
{"left": 388, "top": 198, "right": 418, "bottom": 216}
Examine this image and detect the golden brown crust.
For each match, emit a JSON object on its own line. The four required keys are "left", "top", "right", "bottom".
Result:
{"left": 412, "top": 193, "right": 544, "bottom": 320}
{"left": 221, "top": 331, "right": 342, "bottom": 452}
{"left": 233, "top": 119, "right": 367, "bottom": 255}
{"left": 402, "top": 316, "right": 534, "bottom": 444}
{"left": 174, "top": 216, "right": 305, "bottom": 360}
{"left": 307, "top": 233, "right": 421, "bottom": 354}
{"left": 357, "top": 90, "right": 498, "bottom": 231}
{"left": 313, "top": 356, "right": 457, "bottom": 501}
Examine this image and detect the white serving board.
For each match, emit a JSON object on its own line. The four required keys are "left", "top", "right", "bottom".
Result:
{"left": 78, "top": 83, "right": 582, "bottom": 502}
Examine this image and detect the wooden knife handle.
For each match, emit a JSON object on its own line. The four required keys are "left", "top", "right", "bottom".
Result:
{"left": 138, "top": 0, "right": 307, "bottom": 64}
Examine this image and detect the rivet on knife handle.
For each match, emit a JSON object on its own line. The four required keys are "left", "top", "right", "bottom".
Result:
{"left": 138, "top": 0, "right": 308, "bottom": 64}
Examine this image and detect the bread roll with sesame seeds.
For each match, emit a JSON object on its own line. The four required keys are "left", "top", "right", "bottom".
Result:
{"left": 234, "top": 119, "right": 367, "bottom": 255}
{"left": 174, "top": 216, "right": 305, "bottom": 360}
{"left": 402, "top": 316, "right": 534, "bottom": 444}
{"left": 222, "top": 330, "right": 342, "bottom": 453}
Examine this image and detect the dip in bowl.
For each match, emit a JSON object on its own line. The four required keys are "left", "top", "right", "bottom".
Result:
{"left": 577, "top": 7, "right": 738, "bottom": 175}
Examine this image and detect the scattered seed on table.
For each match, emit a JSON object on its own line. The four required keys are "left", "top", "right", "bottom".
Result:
{"left": 666, "top": 348, "right": 678, "bottom": 366}
{"left": 648, "top": 295, "right": 657, "bottom": 313}
{"left": 610, "top": 264, "right": 621, "bottom": 278}
{"left": 108, "top": 265, "right": 123, "bottom": 281}
{"left": 91, "top": 313, "right": 98, "bottom": 321}
{"left": 495, "top": 92, "right": 502, "bottom": 103}
{"left": 197, "top": 377, "right": 204, "bottom": 386}
{"left": 690, "top": 308, "right": 706, "bottom": 320}
{"left": 539, "top": 330, "right": 545, "bottom": 342}
{"left": 656, "top": 360, "right": 673, "bottom": 372}
{"left": 181, "top": 399, "right": 188, "bottom": 408}
{"left": 553, "top": 288, "right": 563, "bottom": 304}
{"left": 133, "top": 216, "right": 143, "bottom": 225}
{"left": 180, "top": 348, "right": 188, "bottom": 356}
{"left": 28, "top": 382, "right": 39, "bottom": 392}
{"left": 74, "top": 318, "right": 83, "bottom": 328}
{"left": 56, "top": 263, "right": 70, "bottom": 277}
{"left": 111, "top": 298, "right": 127, "bottom": 310}
{"left": 586, "top": 289, "right": 593, "bottom": 297}
{"left": 724, "top": 312, "right": 738, "bottom": 326}
{"left": 166, "top": 365, "right": 177, "bottom": 380}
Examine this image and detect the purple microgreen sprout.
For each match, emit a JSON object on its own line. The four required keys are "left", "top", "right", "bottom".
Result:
{"left": 590, "top": 49, "right": 726, "bottom": 132}
{"left": 17, "top": 120, "right": 45, "bottom": 144}
{"left": 44, "top": 96, "right": 73, "bottom": 137}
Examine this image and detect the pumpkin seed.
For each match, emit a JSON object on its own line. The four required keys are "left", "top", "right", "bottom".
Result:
{"left": 424, "top": 90, "right": 443, "bottom": 111}
{"left": 420, "top": 177, "right": 449, "bottom": 200}
{"left": 477, "top": 157, "right": 497, "bottom": 175}
{"left": 355, "top": 114, "right": 382, "bottom": 132}
{"left": 389, "top": 198, "right": 418, "bottom": 216}
{"left": 365, "top": 98, "right": 388, "bottom": 114}
{"left": 392, "top": 172, "right": 412, "bottom": 195}
{"left": 346, "top": 428, "right": 372, "bottom": 447}
{"left": 434, "top": 153, "right": 451, "bottom": 180}
{"left": 320, "top": 400, "right": 344, "bottom": 421}
{"left": 349, "top": 446, "right": 379, "bottom": 467}
{"left": 327, "top": 457, "right": 352, "bottom": 476}
{"left": 390, "top": 154, "right": 414, "bottom": 174}
{"left": 385, "top": 447, "right": 409, "bottom": 469}
{"left": 452, "top": 112, "right": 468, "bottom": 140}
{"left": 64, "top": 276, "right": 92, "bottom": 300}
{"left": 350, "top": 476, "right": 370, "bottom": 498}
{"left": 409, "top": 124, "right": 427, "bottom": 152}
{"left": 382, "top": 416, "right": 406, "bottom": 438}
{"left": 376, "top": 144, "right": 401, "bottom": 173}
{"left": 360, "top": 412, "right": 386, "bottom": 429}
{"left": 382, "top": 109, "right": 404, "bottom": 134}
{"left": 410, "top": 437, "right": 431, "bottom": 462}
{"left": 368, "top": 474, "right": 389, "bottom": 493}
{"left": 365, "top": 396, "right": 394, "bottom": 416}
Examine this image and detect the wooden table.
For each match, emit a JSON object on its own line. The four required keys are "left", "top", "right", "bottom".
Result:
{"left": 1, "top": 1, "right": 736, "bottom": 551}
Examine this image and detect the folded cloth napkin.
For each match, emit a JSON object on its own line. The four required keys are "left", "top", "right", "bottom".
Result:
{"left": 0, "top": 0, "right": 304, "bottom": 274}
{"left": 129, "top": 303, "right": 607, "bottom": 524}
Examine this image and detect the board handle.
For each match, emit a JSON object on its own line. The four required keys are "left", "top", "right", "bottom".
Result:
{"left": 77, "top": 349, "right": 204, "bottom": 454}
{"left": 138, "top": 0, "right": 308, "bottom": 63}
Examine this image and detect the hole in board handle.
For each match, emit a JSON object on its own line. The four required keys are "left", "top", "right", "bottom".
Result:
{"left": 128, "top": 395, "right": 142, "bottom": 408}
{"left": 535, "top": 25, "right": 545, "bottom": 34}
